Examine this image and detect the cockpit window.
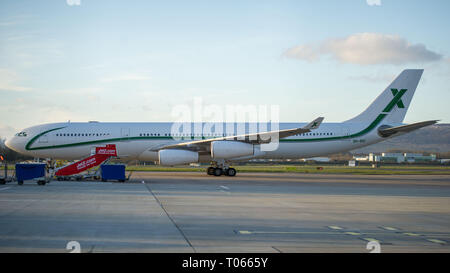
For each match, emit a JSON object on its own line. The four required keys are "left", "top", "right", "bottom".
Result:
{"left": 15, "top": 131, "right": 27, "bottom": 137}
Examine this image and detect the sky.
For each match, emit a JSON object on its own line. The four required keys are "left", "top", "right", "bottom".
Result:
{"left": 1, "top": 0, "right": 450, "bottom": 138}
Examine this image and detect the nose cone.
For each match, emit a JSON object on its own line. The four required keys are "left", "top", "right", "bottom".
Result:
{"left": 5, "top": 137, "right": 21, "bottom": 153}
{"left": 5, "top": 138, "right": 12, "bottom": 149}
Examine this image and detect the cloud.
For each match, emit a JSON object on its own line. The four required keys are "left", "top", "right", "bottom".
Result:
{"left": 59, "top": 87, "right": 104, "bottom": 95}
{"left": 0, "top": 124, "right": 17, "bottom": 140}
{"left": 347, "top": 73, "right": 396, "bottom": 83}
{"left": 282, "top": 44, "right": 319, "bottom": 63}
{"left": 283, "top": 33, "right": 443, "bottom": 65}
{"left": 0, "top": 15, "right": 34, "bottom": 27}
{"left": 0, "top": 69, "right": 32, "bottom": 92}
{"left": 366, "top": 0, "right": 381, "bottom": 6}
{"left": 0, "top": 21, "right": 17, "bottom": 27}
{"left": 99, "top": 73, "right": 151, "bottom": 83}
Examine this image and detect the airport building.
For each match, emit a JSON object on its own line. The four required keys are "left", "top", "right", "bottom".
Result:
{"left": 301, "top": 157, "right": 331, "bottom": 163}
{"left": 355, "top": 152, "right": 437, "bottom": 163}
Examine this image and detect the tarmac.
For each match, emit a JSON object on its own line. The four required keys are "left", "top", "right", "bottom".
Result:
{"left": 0, "top": 171, "right": 449, "bottom": 253}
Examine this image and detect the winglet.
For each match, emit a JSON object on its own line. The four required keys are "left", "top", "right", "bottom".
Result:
{"left": 304, "top": 117, "right": 324, "bottom": 130}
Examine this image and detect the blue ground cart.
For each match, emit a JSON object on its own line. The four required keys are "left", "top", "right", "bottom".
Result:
{"left": 16, "top": 163, "right": 47, "bottom": 185}
{"left": 101, "top": 164, "right": 126, "bottom": 182}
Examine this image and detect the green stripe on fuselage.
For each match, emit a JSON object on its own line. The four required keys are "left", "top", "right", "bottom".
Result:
{"left": 26, "top": 134, "right": 223, "bottom": 150}
{"left": 25, "top": 127, "right": 67, "bottom": 150}
{"left": 26, "top": 134, "right": 172, "bottom": 151}
{"left": 26, "top": 113, "right": 388, "bottom": 150}
{"left": 279, "top": 113, "right": 387, "bottom": 142}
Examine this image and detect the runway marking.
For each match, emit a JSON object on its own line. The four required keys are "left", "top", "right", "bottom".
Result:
{"left": 380, "top": 227, "right": 448, "bottom": 246}
{"left": 143, "top": 182, "right": 196, "bottom": 252}
{"left": 327, "top": 226, "right": 343, "bottom": 230}
{"left": 427, "top": 239, "right": 447, "bottom": 245}
{"left": 381, "top": 227, "right": 448, "bottom": 245}
{"left": 0, "top": 187, "right": 12, "bottom": 191}
{"left": 218, "top": 185, "right": 231, "bottom": 194}
{"left": 238, "top": 230, "right": 342, "bottom": 235}
{"left": 272, "top": 246, "right": 282, "bottom": 253}
{"left": 345, "top": 232, "right": 361, "bottom": 236}
{"left": 403, "top": 232, "right": 421, "bottom": 237}
{"left": 380, "top": 226, "right": 399, "bottom": 231}
{"left": 362, "top": 238, "right": 381, "bottom": 243}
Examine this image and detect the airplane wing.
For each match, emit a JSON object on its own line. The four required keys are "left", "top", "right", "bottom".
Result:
{"left": 378, "top": 120, "right": 439, "bottom": 137}
{"left": 150, "top": 117, "right": 324, "bottom": 152}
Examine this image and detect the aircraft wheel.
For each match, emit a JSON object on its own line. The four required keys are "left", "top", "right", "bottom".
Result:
{"left": 18, "top": 181, "right": 23, "bottom": 185}
{"left": 207, "top": 167, "right": 215, "bottom": 175}
{"left": 213, "top": 168, "right": 223, "bottom": 176}
{"left": 226, "top": 168, "right": 236, "bottom": 177}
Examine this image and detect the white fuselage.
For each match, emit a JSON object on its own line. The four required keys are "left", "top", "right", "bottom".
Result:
{"left": 5, "top": 69, "right": 426, "bottom": 166}
{"left": 6, "top": 121, "right": 397, "bottom": 162}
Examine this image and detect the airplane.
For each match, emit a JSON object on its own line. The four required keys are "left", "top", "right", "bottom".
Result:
{"left": 5, "top": 69, "right": 438, "bottom": 177}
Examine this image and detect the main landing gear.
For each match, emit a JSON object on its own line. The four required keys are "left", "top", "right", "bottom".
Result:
{"left": 206, "top": 161, "right": 236, "bottom": 177}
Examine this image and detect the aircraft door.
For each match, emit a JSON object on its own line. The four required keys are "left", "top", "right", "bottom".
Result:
{"left": 340, "top": 125, "right": 351, "bottom": 141}
{"left": 121, "top": 128, "right": 130, "bottom": 141}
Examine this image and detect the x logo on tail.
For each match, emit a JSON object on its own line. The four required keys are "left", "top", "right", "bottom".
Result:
{"left": 391, "top": 89, "right": 405, "bottom": 108}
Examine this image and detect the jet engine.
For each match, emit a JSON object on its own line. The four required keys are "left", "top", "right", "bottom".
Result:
{"left": 211, "top": 141, "right": 254, "bottom": 159}
{"left": 158, "top": 149, "right": 199, "bottom": 165}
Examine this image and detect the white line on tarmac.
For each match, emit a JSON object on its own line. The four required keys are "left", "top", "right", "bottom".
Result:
{"left": 327, "top": 226, "right": 343, "bottom": 230}
{"left": 0, "top": 187, "right": 12, "bottom": 191}
{"left": 380, "top": 226, "right": 399, "bottom": 231}
{"left": 427, "top": 239, "right": 447, "bottom": 245}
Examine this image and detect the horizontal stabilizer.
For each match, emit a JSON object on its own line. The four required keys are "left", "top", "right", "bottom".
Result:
{"left": 378, "top": 120, "right": 438, "bottom": 138}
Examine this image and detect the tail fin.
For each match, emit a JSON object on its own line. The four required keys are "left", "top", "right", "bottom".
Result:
{"left": 345, "top": 69, "right": 423, "bottom": 124}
